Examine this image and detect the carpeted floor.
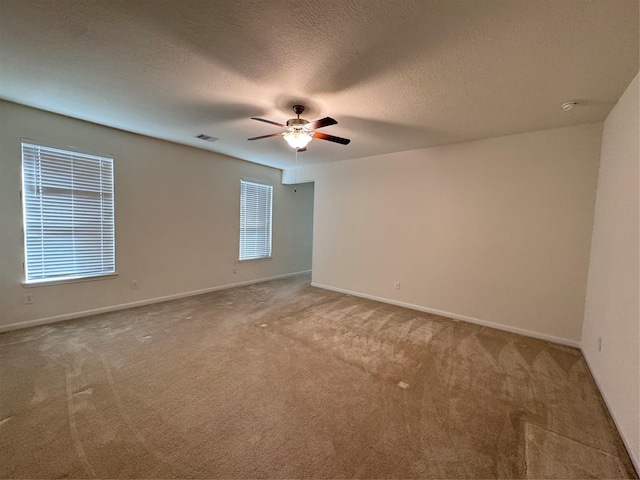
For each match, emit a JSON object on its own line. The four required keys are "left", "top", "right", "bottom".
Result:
{"left": 0, "top": 273, "right": 636, "bottom": 479}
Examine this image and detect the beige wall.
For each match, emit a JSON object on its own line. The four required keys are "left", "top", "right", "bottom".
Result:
{"left": 0, "top": 101, "right": 314, "bottom": 330}
{"left": 295, "top": 123, "right": 602, "bottom": 344}
{"left": 582, "top": 74, "right": 639, "bottom": 470}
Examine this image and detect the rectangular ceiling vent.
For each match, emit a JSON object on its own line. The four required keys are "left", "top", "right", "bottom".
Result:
{"left": 195, "top": 134, "right": 218, "bottom": 142}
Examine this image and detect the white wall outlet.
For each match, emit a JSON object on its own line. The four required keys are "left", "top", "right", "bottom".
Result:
{"left": 23, "top": 293, "right": 33, "bottom": 305}
{"left": 394, "top": 281, "right": 401, "bottom": 290}
{"left": 131, "top": 280, "right": 138, "bottom": 290}
{"left": 597, "top": 336, "right": 602, "bottom": 352}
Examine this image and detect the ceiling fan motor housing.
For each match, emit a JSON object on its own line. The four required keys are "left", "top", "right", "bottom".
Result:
{"left": 286, "top": 118, "right": 309, "bottom": 128}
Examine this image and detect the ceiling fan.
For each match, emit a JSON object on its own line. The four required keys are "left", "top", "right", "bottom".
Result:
{"left": 248, "top": 105, "right": 351, "bottom": 152}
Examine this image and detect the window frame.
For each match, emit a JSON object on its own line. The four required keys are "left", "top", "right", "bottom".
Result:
{"left": 21, "top": 140, "right": 116, "bottom": 285}
{"left": 239, "top": 179, "right": 273, "bottom": 262}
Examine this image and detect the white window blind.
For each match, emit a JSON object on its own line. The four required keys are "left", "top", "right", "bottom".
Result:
{"left": 239, "top": 180, "right": 272, "bottom": 261}
{"left": 21, "top": 142, "right": 115, "bottom": 283}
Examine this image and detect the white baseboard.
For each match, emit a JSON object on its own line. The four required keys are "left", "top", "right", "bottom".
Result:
{"left": 581, "top": 348, "right": 640, "bottom": 476}
{"left": 0, "top": 270, "right": 312, "bottom": 333}
{"left": 311, "top": 282, "right": 580, "bottom": 348}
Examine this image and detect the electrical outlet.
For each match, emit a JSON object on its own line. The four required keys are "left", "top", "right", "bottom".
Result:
{"left": 131, "top": 280, "right": 138, "bottom": 290}
{"left": 23, "top": 293, "right": 33, "bottom": 305}
{"left": 394, "top": 281, "right": 401, "bottom": 290}
{"left": 597, "top": 337, "right": 602, "bottom": 352}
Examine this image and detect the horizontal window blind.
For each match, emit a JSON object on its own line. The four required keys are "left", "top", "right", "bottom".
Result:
{"left": 22, "top": 142, "right": 115, "bottom": 283}
{"left": 239, "top": 180, "right": 272, "bottom": 261}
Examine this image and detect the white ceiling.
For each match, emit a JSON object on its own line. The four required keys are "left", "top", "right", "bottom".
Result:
{"left": 0, "top": 0, "right": 638, "bottom": 170}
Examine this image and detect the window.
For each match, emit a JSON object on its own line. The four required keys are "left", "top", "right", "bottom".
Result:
{"left": 239, "top": 180, "right": 272, "bottom": 261}
{"left": 21, "top": 142, "right": 115, "bottom": 283}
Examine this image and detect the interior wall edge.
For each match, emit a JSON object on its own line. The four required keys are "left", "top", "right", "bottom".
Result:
{"left": 0, "top": 270, "right": 312, "bottom": 334}
{"left": 581, "top": 348, "right": 640, "bottom": 476}
{"left": 311, "top": 282, "right": 580, "bottom": 348}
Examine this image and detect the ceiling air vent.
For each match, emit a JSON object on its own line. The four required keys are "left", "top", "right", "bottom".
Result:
{"left": 195, "top": 134, "right": 218, "bottom": 142}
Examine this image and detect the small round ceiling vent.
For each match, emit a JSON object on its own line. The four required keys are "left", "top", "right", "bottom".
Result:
{"left": 561, "top": 100, "right": 580, "bottom": 111}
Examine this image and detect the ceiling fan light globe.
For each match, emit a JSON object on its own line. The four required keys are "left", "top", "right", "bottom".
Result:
{"left": 283, "top": 131, "right": 313, "bottom": 149}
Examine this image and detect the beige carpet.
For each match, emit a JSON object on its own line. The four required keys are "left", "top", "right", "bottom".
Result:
{"left": 0, "top": 273, "right": 636, "bottom": 479}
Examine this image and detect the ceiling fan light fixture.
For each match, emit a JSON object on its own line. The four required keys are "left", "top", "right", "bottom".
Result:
{"left": 248, "top": 104, "right": 349, "bottom": 148}
{"left": 283, "top": 130, "right": 313, "bottom": 149}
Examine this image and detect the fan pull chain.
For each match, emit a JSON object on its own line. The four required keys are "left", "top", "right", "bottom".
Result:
{"left": 294, "top": 148, "right": 298, "bottom": 192}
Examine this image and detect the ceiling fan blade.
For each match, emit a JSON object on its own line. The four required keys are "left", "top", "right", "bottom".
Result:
{"left": 251, "top": 117, "right": 285, "bottom": 127}
{"left": 247, "top": 132, "right": 282, "bottom": 141}
{"left": 307, "top": 117, "right": 337, "bottom": 130}
{"left": 313, "top": 132, "right": 351, "bottom": 145}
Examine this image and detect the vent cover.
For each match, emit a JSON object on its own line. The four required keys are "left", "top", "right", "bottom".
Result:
{"left": 195, "top": 134, "right": 218, "bottom": 142}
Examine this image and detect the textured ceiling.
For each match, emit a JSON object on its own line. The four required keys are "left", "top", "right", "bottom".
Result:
{"left": 0, "top": 0, "right": 638, "bottom": 170}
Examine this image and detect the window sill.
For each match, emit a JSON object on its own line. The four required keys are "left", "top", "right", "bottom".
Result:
{"left": 23, "top": 273, "right": 118, "bottom": 288}
{"left": 238, "top": 256, "right": 273, "bottom": 263}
